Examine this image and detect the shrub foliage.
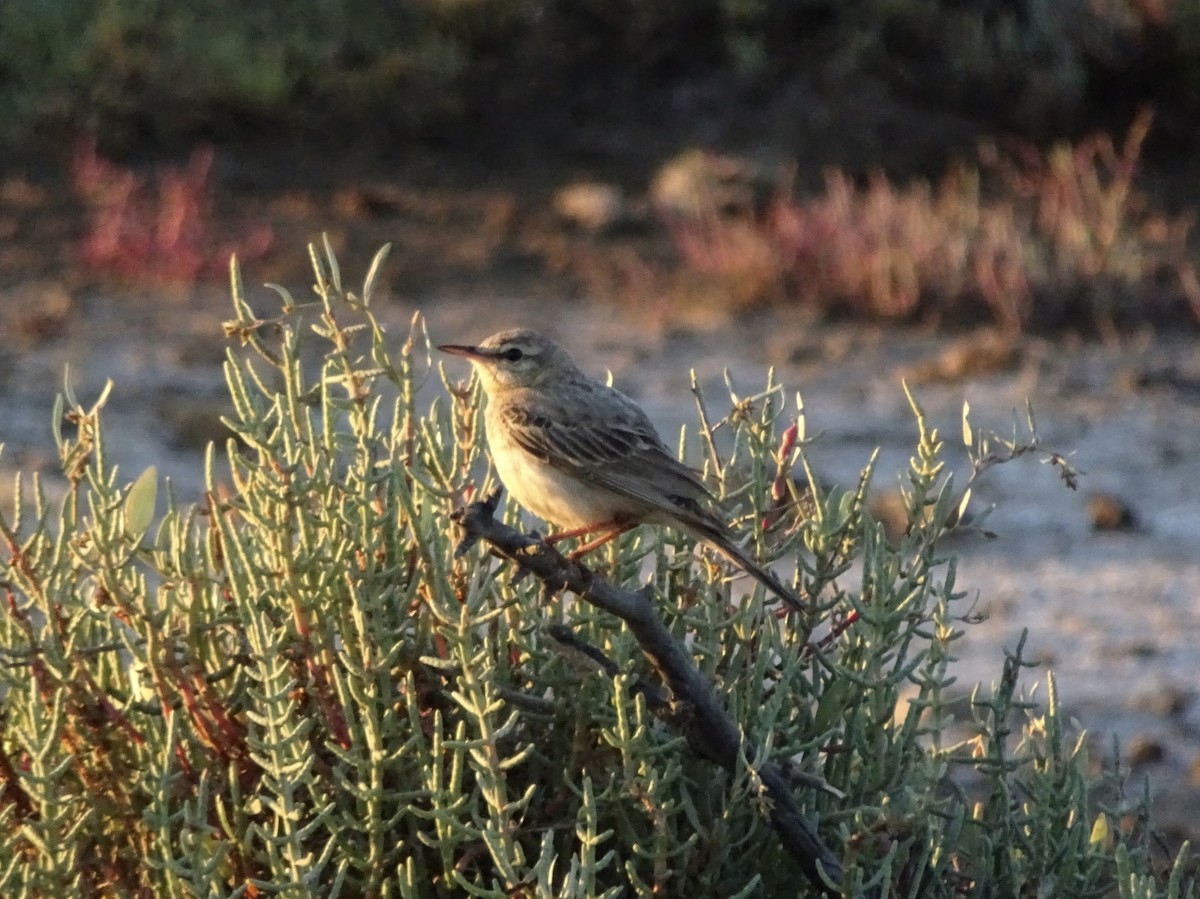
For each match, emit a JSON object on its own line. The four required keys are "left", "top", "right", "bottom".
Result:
{"left": 0, "top": 244, "right": 1191, "bottom": 897}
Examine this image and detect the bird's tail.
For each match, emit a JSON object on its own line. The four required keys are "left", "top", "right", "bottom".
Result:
{"left": 698, "top": 525, "right": 803, "bottom": 612}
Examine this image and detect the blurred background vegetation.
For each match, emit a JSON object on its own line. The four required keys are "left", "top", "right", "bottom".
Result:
{"left": 2, "top": 0, "right": 1197, "bottom": 165}
{"left": 2, "top": 0, "right": 1200, "bottom": 329}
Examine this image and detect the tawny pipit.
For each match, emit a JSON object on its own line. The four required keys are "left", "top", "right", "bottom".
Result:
{"left": 438, "top": 328, "right": 801, "bottom": 611}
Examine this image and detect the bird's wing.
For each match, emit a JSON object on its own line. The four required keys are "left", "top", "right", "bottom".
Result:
{"left": 498, "top": 386, "right": 719, "bottom": 523}
{"left": 496, "top": 386, "right": 805, "bottom": 610}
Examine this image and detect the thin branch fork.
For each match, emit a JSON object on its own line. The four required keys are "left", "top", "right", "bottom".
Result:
{"left": 451, "top": 490, "right": 844, "bottom": 895}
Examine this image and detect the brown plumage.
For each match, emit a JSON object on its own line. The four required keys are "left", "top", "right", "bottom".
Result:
{"left": 439, "top": 329, "right": 800, "bottom": 610}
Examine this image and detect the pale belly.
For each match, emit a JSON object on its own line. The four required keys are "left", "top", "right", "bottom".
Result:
{"left": 486, "top": 419, "right": 635, "bottom": 529}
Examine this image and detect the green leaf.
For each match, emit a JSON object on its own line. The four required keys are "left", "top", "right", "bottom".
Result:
{"left": 125, "top": 465, "right": 158, "bottom": 536}
{"left": 362, "top": 243, "right": 391, "bottom": 305}
{"left": 957, "top": 487, "right": 972, "bottom": 526}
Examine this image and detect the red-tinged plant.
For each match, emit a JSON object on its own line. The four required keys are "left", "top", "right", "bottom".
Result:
{"left": 660, "top": 111, "right": 1199, "bottom": 331}
{"left": 71, "top": 138, "right": 274, "bottom": 283}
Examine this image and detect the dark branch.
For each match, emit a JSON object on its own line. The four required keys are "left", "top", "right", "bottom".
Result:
{"left": 451, "top": 490, "right": 844, "bottom": 894}
{"left": 546, "top": 623, "right": 671, "bottom": 712}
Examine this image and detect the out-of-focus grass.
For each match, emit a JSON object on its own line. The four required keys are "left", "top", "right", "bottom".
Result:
{"left": 654, "top": 111, "right": 1198, "bottom": 332}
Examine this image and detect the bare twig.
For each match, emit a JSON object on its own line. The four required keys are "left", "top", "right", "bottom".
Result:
{"left": 451, "top": 490, "right": 844, "bottom": 895}
{"left": 690, "top": 370, "right": 725, "bottom": 477}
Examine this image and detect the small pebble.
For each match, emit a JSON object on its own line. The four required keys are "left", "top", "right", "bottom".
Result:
{"left": 1126, "top": 735, "right": 1165, "bottom": 766}
{"left": 1088, "top": 492, "right": 1138, "bottom": 531}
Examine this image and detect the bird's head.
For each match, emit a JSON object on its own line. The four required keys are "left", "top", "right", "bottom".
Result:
{"left": 437, "top": 328, "right": 579, "bottom": 393}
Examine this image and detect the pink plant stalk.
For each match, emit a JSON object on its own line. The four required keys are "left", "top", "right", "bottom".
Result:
{"left": 71, "top": 138, "right": 274, "bottom": 283}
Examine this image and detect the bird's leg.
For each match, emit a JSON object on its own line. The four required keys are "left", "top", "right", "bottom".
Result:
{"left": 567, "top": 524, "right": 635, "bottom": 560}
{"left": 541, "top": 520, "right": 635, "bottom": 560}
{"left": 542, "top": 521, "right": 614, "bottom": 546}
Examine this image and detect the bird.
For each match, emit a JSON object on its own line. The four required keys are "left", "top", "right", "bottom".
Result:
{"left": 437, "top": 328, "right": 801, "bottom": 611}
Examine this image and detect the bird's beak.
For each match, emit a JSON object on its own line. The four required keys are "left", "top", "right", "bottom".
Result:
{"left": 437, "top": 343, "right": 487, "bottom": 360}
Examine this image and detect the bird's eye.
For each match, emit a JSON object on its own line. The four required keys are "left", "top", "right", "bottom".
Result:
{"left": 503, "top": 347, "right": 524, "bottom": 362}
